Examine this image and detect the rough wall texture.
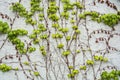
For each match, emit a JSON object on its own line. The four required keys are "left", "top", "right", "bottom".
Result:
{"left": 0, "top": 0, "right": 120, "bottom": 80}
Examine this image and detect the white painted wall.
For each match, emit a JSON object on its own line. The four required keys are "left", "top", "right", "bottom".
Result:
{"left": 0, "top": 0, "right": 120, "bottom": 80}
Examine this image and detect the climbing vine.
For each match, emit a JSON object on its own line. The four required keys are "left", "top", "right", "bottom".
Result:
{"left": 0, "top": 0, "right": 120, "bottom": 80}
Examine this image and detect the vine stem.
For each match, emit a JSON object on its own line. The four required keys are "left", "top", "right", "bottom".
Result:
{"left": 82, "top": 0, "right": 96, "bottom": 80}
{"left": 0, "top": 37, "right": 8, "bottom": 49}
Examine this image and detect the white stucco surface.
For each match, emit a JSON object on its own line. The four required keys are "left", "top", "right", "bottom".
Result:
{"left": 0, "top": 0, "right": 120, "bottom": 80}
